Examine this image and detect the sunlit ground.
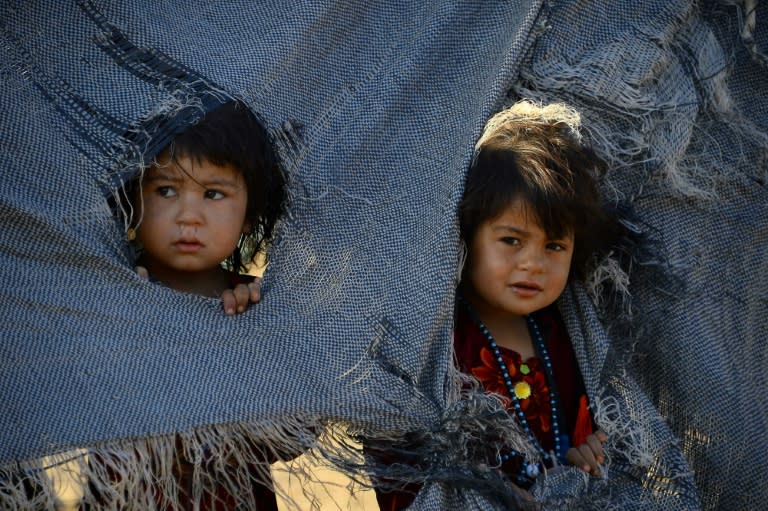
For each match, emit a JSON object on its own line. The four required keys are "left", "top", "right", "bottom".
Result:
{"left": 245, "top": 262, "right": 377, "bottom": 509}
{"left": 272, "top": 452, "right": 378, "bottom": 510}
{"left": 46, "top": 445, "right": 377, "bottom": 510}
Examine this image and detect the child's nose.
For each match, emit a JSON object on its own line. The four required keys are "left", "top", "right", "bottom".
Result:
{"left": 176, "top": 194, "right": 204, "bottom": 225}
{"left": 518, "top": 246, "right": 544, "bottom": 272}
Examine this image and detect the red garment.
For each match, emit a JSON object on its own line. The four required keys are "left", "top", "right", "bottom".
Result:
{"left": 454, "top": 306, "right": 590, "bottom": 456}
{"left": 375, "top": 305, "right": 592, "bottom": 511}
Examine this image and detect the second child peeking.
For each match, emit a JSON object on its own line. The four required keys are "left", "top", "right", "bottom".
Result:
{"left": 124, "top": 99, "right": 285, "bottom": 315}
{"left": 455, "top": 100, "right": 619, "bottom": 486}
{"left": 374, "top": 100, "right": 625, "bottom": 510}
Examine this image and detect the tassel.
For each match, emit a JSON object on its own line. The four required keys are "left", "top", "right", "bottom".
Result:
{"left": 572, "top": 394, "right": 593, "bottom": 446}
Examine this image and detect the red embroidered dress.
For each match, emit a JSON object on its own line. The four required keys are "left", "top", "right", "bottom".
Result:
{"left": 454, "top": 305, "right": 593, "bottom": 477}
{"left": 375, "top": 305, "right": 593, "bottom": 511}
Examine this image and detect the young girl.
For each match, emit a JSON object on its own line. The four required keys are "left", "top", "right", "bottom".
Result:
{"left": 95, "top": 98, "right": 287, "bottom": 510}
{"left": 376, "top": 100, "right": 622, "bottom": 509}
{"left": 126, "top": 99, "right": 285, "bottom": 315}
{"left": 456, "top": 99, "right": 623, "bottom": 483}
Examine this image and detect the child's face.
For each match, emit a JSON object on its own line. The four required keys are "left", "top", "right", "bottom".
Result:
{"left": 135, "top": 153, "right": 249, "bottom": 277}
{"left": 463, "top": 198, "right": 573, "bottom": 319}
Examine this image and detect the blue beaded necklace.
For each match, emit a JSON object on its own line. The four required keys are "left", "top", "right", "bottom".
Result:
{"left": 459, "top": 296, "right": 568, "bottom": 484}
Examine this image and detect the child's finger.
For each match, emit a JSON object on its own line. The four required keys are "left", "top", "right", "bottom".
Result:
{"left": 221, "top": 290, "right": 237, "bottom": 315}
{"left": 565, "top": 447, "right": 590, "bottom": 473}
{"left": 594, "top": 429, "right": 608, "bottom": 443}
{"left": 569, "top": 444, "right": 600, "bottom": 476}
{"left": 587, "top": 434, "right": 605, "bottom": 463}
{"left": 248, "top": 278, "right": 262, "bottom": 303}
{"left": 232, "top": 284, "right": 250, "bottom": 313}
{"left": 578, "top": 444, "right": 601, "bottom": 476}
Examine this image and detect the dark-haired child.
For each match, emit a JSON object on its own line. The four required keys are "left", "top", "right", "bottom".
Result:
{"left": 376, "top": 100, "right": 623, "bottom": 509}
{"left": 94, "top": 98, "right": 287, "bottom": 510}
{"left": 126, "top": 99, "right": 285, "bottom": 315}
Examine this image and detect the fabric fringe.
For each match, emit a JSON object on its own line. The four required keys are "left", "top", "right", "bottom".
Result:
{"left": 0, "top": 416, "right": 320, "bottom": 510}
{"left": 1, "top": 384, "right": 544, "bottom": 510}
{"left": 343, "top": 370, "right": 543, "bottom": 510}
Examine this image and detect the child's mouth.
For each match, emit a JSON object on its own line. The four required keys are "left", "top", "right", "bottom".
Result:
{"left": 175, "top": 240, "right": 204, "bottom": 253}
{"left": 511, "top": 281, "right": 542, "bottom": 296}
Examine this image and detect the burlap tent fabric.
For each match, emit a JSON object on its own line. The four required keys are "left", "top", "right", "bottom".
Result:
{"left": 0, "top": 1, "right": 763, "bottom": 510}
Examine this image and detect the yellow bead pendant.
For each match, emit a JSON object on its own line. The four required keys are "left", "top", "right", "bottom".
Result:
{"left": 514, "top": 381, "right": 531, "bottom": 400}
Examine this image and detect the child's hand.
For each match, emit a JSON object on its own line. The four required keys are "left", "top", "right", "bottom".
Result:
{"left": 222, "top": 278, "right": 262, "bottom": 315}
{"left": 565, "top": 429, "right": 607, "bottom": 476}
{"left": 136, "top": 266, "right": 262, "bottom": 315}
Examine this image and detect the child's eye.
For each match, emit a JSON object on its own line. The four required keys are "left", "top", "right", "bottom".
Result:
{"left": 500, "top": 236, "right": 520, "bottom": 246}
{"left": 204, "top": 189, "right": 225, "bottom": 200}
{"left": 547, "top": 242, "right": 567, "bottom": 251}
{"left": 156, "top": 186, "right": 176, "bottom": 198}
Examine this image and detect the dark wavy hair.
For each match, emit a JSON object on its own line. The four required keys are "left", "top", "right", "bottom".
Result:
{"left": 459, "top": 101, "right": 622, "bottom": 281}
{"left": 127, "top": 99, "right": 286, "bottom": 273}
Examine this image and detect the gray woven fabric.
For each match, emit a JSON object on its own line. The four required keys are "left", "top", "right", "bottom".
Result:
{"left": 0, "top": 0, "right": 762, "bottom": 509}
{"left": 514, "top": 1, "right": 768, "bottom": 509}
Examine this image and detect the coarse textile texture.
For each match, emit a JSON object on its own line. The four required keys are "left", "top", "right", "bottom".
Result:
{"left": 513, "top": 1, "right": 767, "bottom": 509}
{"left": 0, "top": 0, "right": 763, "bottom": 509}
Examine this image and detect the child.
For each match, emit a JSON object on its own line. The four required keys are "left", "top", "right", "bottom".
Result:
{"left": 376, "top": 100, "right": 622, "bottom": 509}
{"left": 96, "top": 98, "right": 287, "bottom": 509}
{"left": 455, "top": 99, "right": 620, "bottom": 481}
{"left": 125, "top": 99, "right": 285, "bottom": 315}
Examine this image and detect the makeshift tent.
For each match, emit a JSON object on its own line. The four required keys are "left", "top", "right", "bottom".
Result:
{"left": 1, "top": 1, "right": 764, "bottom": 509}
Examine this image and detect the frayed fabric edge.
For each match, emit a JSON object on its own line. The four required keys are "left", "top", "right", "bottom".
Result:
{"left": 0, "top": 416, "right": 322, "bottom": 510}
{"left": 1, "top": 381, "right": 546, "bottom": 511}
